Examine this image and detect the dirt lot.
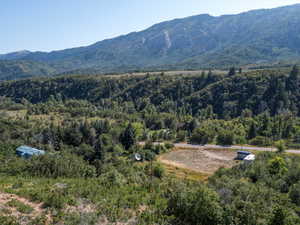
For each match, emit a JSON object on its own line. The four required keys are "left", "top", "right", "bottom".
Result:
{"left": 159, "top": 149, "right": 239, "bottom": 175}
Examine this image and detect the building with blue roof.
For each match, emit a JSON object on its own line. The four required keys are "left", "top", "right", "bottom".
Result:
{"left": 16, "top": 146, "right": 45, "bottom": 159}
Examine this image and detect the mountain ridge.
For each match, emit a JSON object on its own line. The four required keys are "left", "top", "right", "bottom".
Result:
{"left": 1, "top": 3, "right": 300, "bottom": 80}
{"left": 3, "top": 3, "right": 300, "bottom": 56}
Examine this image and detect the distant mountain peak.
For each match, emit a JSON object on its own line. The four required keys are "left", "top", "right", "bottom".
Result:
{"left": 2, "top": 50, "right": 31, "bottom": 55}
{"left": 1, "top": 4, "right": 300, "bottom": 80}
{"left": 0, "top": 50, "right": 31, "bottom": 60}
{"left": 15, "top": 50, "right": 31, "bottom": 53}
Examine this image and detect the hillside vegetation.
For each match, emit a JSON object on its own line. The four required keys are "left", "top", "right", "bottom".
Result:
{"left": 0, "top": 67, "right": 300, "bottom": 224}
{"left": 1, "top": 66, "right": 300, "bottom": 118}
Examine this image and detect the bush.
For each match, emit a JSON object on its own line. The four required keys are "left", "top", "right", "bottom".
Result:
{"left": 216, "top": 131, "right": 235, "bottom": 146}
{"left": 153, "top": 145, "right": 166, "bottom": 154}
{"left": 6, "top": 199, "right": 33, "bottom": 214}
{"left": 27, "top": 153, "right": 96, "bottom": 178}
{"left": 144, "top": 141, "right": 154, "bottom": 150}
{"left": 1, "top": 157, "right": 27, "bottom": 176}
{"left": 144, "top": 151, "right": 156, "bottom": 161}
{"left": 164, "top": 142, "right": 174, "bottom": 150}
{"left": 268, "top": 157, "right": 288, "bottom": 175}
{"left": 235, "top": 135, "right": 247, "bottom": 144}
{"left": 176, "top": 130, "right": 187, "bottom": 142}
{"left": 275, "top": 140, "right": 286, "bottom": 153}
{"left": 289, "top": 182, "right": 300, "bottom": 206}
{"left": 100, "top": 168, "right": 127, "bottom": 187}
{"left": 190, "top": 128, "right": 215, "bottom": 145}
{"left": 153, "top": 164, "right": 165, "bottom": 179}
{"left": 167, "top": 185, "right": 223, "bottom": 225}
{"left": 0, "top": 215, "right": 18, "bottom": 225}
{"left": 44, "top": 191, "right": 67, "bottom": 209}
{"left": 268, "top": 206, "right": 290, "bottom": 225}
{"left": 250, "top": 136, "right": 272, "bottom": 147}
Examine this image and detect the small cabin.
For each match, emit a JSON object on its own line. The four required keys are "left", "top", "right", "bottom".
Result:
{"left": 16, "top": 146, "right": 45, "bottom": 159}
{"left": 236, "top": 151, "right": 251, "bottom": 160}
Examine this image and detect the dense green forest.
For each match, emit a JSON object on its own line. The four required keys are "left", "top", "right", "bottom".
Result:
{"left": 1, "top": 67, "right": 300, "bottom": 224}
{"left": 1, "top": 66, "right": 299, "bottom": 118}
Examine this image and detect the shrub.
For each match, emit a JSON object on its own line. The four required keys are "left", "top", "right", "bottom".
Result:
{"left": 289, "top": 182, "right": 300, "bottom": 206}
{"left": 275, "top": 140, "right": 286, "bottom": 153}
{"left": 167, "top": 185, "right": 223, "bottom": 225}
{"left": 176, "top": 130, "right": 187, "bottom": 142}
{"left": 1, "top": 157, "right": 27, "bottom": 176}
{"left": 144, "top": 141, "right": 154, "bottom": 150}
{"left": 100, "top": 169, "right": 127, "bottom": 187}
{"left": 153, "top": 145, "right": 166, "bottom": 154}
{"left": 153, "top": 164, "right": 165, "bottom": 179}
{"left": 268, "top": 206, "right": 288, "bottom": 225}
{"left": 0, "top": 215, "right": 18, "bottom": 225}
{"left": 144, "top": 151, "right": 156, "bottom": 161}
{"left": 216, "top": 131, "right": 235, "bottom": 146}
{"left": 190, "top": 128, "right": 215, "bottom": 145}
{"left": 164, "top": 142, "right": 174, "bottom": 150}
{"left": 6, "top": 199, "right": 34, "bottom": 214}
{"left": 268, "top": 157, "right": 288, "bottom": 176}
{"left": 27, "top": 153, "right": 96, "bottom": 178}
{"left": 43, "top": 191, "right": 67, "bottom": 209}
{"left": 249, "top": 136, "right": 272, "bottom": 147}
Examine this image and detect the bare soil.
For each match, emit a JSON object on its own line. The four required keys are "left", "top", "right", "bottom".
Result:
{"left": 159, "top": 149, "right": 238, "bottom": 175}
{"left": 0, "top": 192, "right": 51, "bottom": 224}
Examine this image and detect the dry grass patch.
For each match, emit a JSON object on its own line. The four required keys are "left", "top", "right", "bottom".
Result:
{"left": 159, "top": 149, "right": 239, "bottom": 178}
{"left": 162, "top": 163, "right": 209, "bottom": 181}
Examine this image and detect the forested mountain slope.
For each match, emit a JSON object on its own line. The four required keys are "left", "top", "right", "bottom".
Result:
{"left": 1, "top": 4, "right": 300, "bottom": 79}
{"left": 0, "top": 60, "right": 56, "bottom": 80}
{"left": 186, "top": 68, "right": 299, "bottom": 117}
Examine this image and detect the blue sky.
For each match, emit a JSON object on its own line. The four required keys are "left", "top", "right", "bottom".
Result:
{"left": 1, "top": 0, "right": 300, "bottom": 53}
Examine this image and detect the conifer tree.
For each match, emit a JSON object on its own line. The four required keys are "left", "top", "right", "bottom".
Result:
{"left": 120, "top": 123, "right": 136, "bottom": 150}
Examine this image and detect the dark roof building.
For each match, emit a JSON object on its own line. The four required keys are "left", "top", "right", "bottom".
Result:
{"left": 16, "top": 146, "right": 45, "bottom": 159}
{"left": 237, "top": 151, "right": 251, "bottom": 160}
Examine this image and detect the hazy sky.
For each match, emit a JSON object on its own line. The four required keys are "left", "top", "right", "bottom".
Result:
{"left": 1, "top": 0, "right": 300, "bottom": 53}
